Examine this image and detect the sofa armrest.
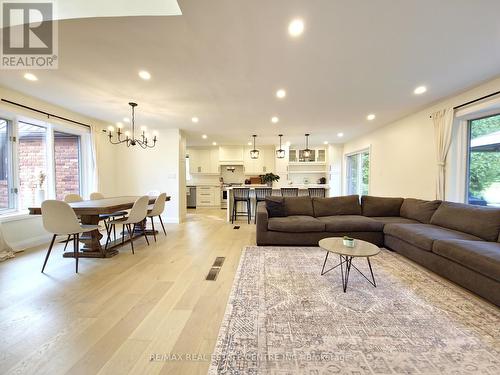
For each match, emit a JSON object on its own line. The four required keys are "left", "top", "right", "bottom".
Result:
{"left": 256, "top": 201, "right": 269, "bottom": 233}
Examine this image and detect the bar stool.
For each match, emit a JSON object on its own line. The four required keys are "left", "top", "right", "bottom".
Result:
{"left": 232, "top": 188, "right": 251, "bottom": 224}
{"left": 281, "top": 188, "right": 299, "bottom": 197}
{"left": 308, "top": 188, "right": 326, "bottom": 198}
{"left": 254, "top": 187, "right": 272, "bottom": 223}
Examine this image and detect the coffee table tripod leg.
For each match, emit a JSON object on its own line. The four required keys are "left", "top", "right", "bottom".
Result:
{"left": 367, "top": 257, "right": 376, "bottom": 287}
{"left": 320, "top": 251, "right": 330, "bottom": 275}
{"left": 340, "top": 255, "right": 345, "bottom": 291}
{"left": 343, "top": 256, "right": 353, "bottom": 292}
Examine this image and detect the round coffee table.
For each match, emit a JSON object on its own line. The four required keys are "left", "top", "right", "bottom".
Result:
{"left": 318, "top": 237, "right": 380, "bottom": 292}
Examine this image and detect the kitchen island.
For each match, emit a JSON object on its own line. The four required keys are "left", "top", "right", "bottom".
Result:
{"left": 226, "top": 185, "right": 330, "bottom": 222}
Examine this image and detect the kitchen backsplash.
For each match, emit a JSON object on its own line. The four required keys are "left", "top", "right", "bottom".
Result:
{"left": 220, "top": 165, "right": 244, "bottom": 183}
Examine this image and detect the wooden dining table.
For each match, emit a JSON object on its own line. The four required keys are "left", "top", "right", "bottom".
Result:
{"left": 29, "top": 195, "right": 171, "bottom": 258}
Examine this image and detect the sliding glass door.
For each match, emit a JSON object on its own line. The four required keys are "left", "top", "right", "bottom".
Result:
{"left": 467, "top": 114, "right": 500, "bottom": 206}
{"left": 346, "top": 149, "right": 370, "bottom": 196}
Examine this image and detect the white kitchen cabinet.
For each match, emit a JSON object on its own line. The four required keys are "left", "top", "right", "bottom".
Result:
{"left": 187, "top": 148, "right": 219, "bottom": 174}
{"left": 196, "top": 186, "right": 221, "bottom": 207}
{"left": 219, "top": 146, "right": 244, "bottom": 163}
{"left": 289, "top": 147, "right": 327, "bottom": 163}
{"left": 244, "top": 146, "right": 275, "bottom": 174}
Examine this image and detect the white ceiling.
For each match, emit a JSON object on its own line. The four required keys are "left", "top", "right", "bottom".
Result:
{"left": 1, "top": 0, "right": 500, "bottom": 147}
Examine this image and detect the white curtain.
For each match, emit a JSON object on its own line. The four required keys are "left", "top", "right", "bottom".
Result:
{"left": 433, "top": 108, "right": 455, "bottom": 200}
{"left": 0, "top": 223, "right": 14, "bottom": 262}
{"left": 90, "top": 124, "right": 100, "bottom": 194}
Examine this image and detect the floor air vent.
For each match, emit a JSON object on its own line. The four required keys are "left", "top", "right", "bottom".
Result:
{"left": 233, "top": 226, "right": 240, "bottom": 230}
{"left": 205, "top": 257, "right": 226, "bottom": 281}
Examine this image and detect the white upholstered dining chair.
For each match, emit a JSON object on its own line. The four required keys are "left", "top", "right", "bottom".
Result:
{"left": 89, "top": 192, "right": 127, "bottom": 240}
{"left": 105, "top": 196, "right": 150, "bottom": 254}
{"left": 41, "top": 200, "right": 99, "bottom": 273}
{"left": 147, "top": 192, "right": 167, "bottom": 242}
{"left": 62, "top": 193, "right": 84, "bottom": 251}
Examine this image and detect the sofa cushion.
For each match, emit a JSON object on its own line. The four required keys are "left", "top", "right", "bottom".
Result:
{"left": 400, "top": 198, "right": 442, "bottom": 224}
{"left": 268, "top": 215, "right": 325, "bottom": 233}
{"left": 317, "top": 215, "right": 383, "bottom": 232}
{"left": 283, "top": 196, "right": 314, "bottom": 216}
{"left": 384, "top": 223, "right": 481, "bottom": 251}
{"left": 433, "top": 240, "right": 500, "bottom": 282}
{"left": 265, "top": 196, "right": 286, "bottom": 218}
{"left": 371, "top": 216, "right": 419, "bottom": 225}
{"left": 430, "top": 202, "right": 500, "bottom": 241}
{"left": 312, "top": 195, "right": 361, "bottom": 217}
{"left": 361, "top": 196, "right": 404, "bottom": 217}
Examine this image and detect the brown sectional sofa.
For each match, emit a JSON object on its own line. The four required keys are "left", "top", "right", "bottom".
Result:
{"left": 256, "top": 195, "right": 500, "bottom": 306}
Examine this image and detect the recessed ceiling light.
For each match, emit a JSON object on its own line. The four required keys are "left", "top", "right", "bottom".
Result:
{"left": 271, "top": 116, "right": 279, "bottom": 123}
{"left": 288, "top": 19, "right": 304, "bottom": 37}
{"left": 123, "top": 117, "right": 130, "bottom": 123}
{"left": 138, "top": 70, "right": 151, "bottom": 80}
{"left": 323, "top": 141, "right": 329, "bottom": 145}
{"left": 337, "top": 132, "right": 344, "bottom": 138}
{"left": 414, "top": 86, "right": 427, "bottom": 95}
{"left": 212, "top": 141, "right": 217, "bottom": 146}
{"left": 367, "top": 114, "right": 376, "bottom": 121}
{"left": 24, "top": 73, "right": 38, "bottom": 81}
{"left": 140, "top": 126, "right": 147, "bottom": 131}
{"left": 192, "top": 117, "right": 199, "bottom": 123}
{"left": 276, "top": 89, "right": 286, "bottom": 99}
{"left": 202, "top": 134, "right": 207, "bottom": 139}
{"left": 116, "top": 121, "right": 123, "bottom": 127}
{"left": 285, "top": 141, "right": 291, "bottom": 147}
{"left": 247, "top": 141, "right": 252, "bottom": 146}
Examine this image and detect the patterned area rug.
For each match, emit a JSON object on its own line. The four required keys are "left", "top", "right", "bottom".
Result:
{"left": 209, "top": 247, "right": 500, "bottom": 374}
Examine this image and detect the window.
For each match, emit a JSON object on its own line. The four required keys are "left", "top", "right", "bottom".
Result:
{"left": 0, "top": 115, "right": 92, "bottom": 214}
{"left": 467, "top": 114, "right": 500, "bottom": 206}
{"left": 346, "top": 149, "right": 370, "bottom": 196}
{"left": 0, "top": 118, "right": 13, "bottom": 211}
{"left": 54, "top": 131, "right": 81, "bottom": 200}
{"left": 18, "top": 122, "right": 48, "bottom": 209}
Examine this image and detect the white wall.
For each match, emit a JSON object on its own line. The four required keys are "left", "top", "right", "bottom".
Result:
{"left": 112, "top": 128, "right": 186, "bottom": 223}
{"left": 343, "top": 77, "right": 500, "bottom": 200}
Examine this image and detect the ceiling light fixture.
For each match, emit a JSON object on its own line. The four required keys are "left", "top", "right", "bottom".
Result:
{"left": 24, "top": 73, "right": 38, "bottom": 81}
{"left": 302, "top": 133, "right": 312, "bottom": 159}
{"left": 105, "top": 102, "right": 157, "bottom": 149}
{"left": 276, "top": 134, "right": 285, "bottom": 159}
{"left": 285, "top": 141, "right": 291, "bottom": 147}
{"left": 288, "top": 19, "right": 304, "bottom": 37}
{"left": 271, "top": 116, "right": 279, "bottom": 123}
{"left": 123, "top": 117, "right": 130, "bottom": 123}
{"left": 202, "top": 134, "right": 207, "bottom": 139}
{"left": 276, "top": 89, "right": 286, "bottom": 99}
{"left": 414, "top": 86, "right": 427, "bottom": 95}
{"left": 367, "top": 114, "right": 376, "bottom": 121}
{"left": 192, "top": 117, "right": 199, "bottom": 123}
{"left": 138, "top": 70, "right": 151, "bottom": 80}
{"left": 323, "top": 141, "right": 329, "bottom": 145}
{"left": 212, "top": 141, "right": 217, "bottom": 146}
{"left": 250, "top": 135, "right": 260, "bottom": 159}
{"left": 247, "top": 141, "right": 252, "bottom": 146}
{"left": 337, "top": 132, "right": 344, "bottom": 138}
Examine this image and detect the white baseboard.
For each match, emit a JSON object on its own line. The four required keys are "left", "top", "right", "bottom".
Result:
{"left": 11, "top": 234, "right": 52, "bottom": 252}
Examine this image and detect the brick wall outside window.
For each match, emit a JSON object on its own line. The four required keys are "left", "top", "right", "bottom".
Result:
{"left": 19, "top": 135, "right": 46, "bottom": 208}
{"left": 54, "top": 133, "right": 81, "bottom": 201}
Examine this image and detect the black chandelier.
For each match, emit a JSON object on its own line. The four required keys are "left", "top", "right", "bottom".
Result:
{"left": 302, "top": 133, "right": 312, "bottom": 158}
{"left": 276, "top": 134, "right": 285, "bottom": 159}
{"left": 250, "top": 134, "right": 259, "bottom": 159}
{"left": 105, "top": 102, "right": 157, "bottom": 149}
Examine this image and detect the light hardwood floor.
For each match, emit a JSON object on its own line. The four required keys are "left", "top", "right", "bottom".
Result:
{"left": 0, "top": 208, "right": 254, "bottom": 375}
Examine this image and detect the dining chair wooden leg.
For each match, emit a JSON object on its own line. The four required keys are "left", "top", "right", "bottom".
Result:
{"left": 158, "top": 216, "right": 167, "bottom": 235}
{"left": 64, "top": 234, "right": 71, "bottom": 251}
{"left": 127, "top": 224, "right": 135, "bottom": 254}
{"left": 141, "top": 221, "right": 150, "bottom": 245}
{"left": 150, "top": 217, "right": 157, "bottom": 242}
{"left": 74, "top": 233, "right": 80, "bottom": 273}
{"left": 41, "top": 234, "right": 57, "bottom": 273}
